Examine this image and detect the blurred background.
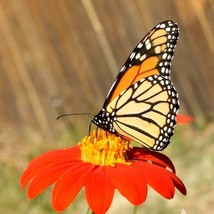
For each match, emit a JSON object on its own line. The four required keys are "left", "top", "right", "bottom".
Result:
{"left": 0, "top": 0, "right": 213, "bottom": 213}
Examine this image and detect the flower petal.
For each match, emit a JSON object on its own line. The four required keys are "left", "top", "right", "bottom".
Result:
{"left": 85, "top": 166, "right": 115, "bottom": 214}
{"left": 20, "top": 146, "right": 80, "bottom": 188}
{"left": 165, "top": 170, "right": 187, "bottom": 195}
{"left": 133, "top": 163, "right": 175, "bottom": 199}
{"left": 107, "top": 164, "right": 147, "bottom": 205}
{"left": 127, "top": 148, "right": 176, "bottom": 173}
{"left": 52, "top": 162, "right": 95, "bottom": 211}
{"left": 27, "top": 162, "right": 80, "bottom": 198}
{"left": 177, "top": 114, "right": 194, "bottom": 124}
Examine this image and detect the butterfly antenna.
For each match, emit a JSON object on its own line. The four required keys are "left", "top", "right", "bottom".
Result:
{"left": 88, "top": 121, "right": 92, "bottom": 135}
{"left": 57, "top": 112, "right": 93, "bottom": 120}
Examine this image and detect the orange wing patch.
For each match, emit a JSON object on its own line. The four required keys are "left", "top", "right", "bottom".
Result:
{"left": 138, "top": 56, "right": 159, "bottom": 78}
{"left": 109, "top": 56, "right": 160, "bottom": 102}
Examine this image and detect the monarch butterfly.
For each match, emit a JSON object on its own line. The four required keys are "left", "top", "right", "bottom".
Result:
{"left": 92, "top": 20, "right": 180, "bottom": 151}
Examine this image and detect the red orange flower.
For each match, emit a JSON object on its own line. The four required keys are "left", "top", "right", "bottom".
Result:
{"left": 20, "top": 130, "right": 186, "bottom": 214}
{"left": 177, "top": 114, "right": 194, "bottom": 124}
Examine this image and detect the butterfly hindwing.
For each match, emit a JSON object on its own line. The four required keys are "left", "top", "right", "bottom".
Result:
{"left": 108, "top": 75, "right": 179, "bottom": 150}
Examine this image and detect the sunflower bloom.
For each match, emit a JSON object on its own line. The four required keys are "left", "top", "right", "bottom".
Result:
{"left": 20, "top": 130, "right": 186, "bottom": 214}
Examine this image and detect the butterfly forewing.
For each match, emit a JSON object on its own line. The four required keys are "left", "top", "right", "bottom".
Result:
{"left": 104, "top": 20, "right": 179, "bottom": 105}
{"left": 92, "top": 20, "right": 180, "bottom": 150}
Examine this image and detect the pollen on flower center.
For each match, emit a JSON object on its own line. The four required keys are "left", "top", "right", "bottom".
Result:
{"left": 79, "top": 129, "right": 131, "bottom": 166}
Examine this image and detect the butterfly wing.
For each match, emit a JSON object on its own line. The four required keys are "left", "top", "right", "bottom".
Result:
{"left": 108, "top": 75, "right": 179, "bottom": 150}
{"left": 92, "top": 20, "right": 180, "bottom": 150}
{"left": 103, "top": 20, "right": 179, "bottom": 107}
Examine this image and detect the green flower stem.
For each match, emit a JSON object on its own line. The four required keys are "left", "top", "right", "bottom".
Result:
{"left": 132, "top": 206, "right": 138, "bottom": 214}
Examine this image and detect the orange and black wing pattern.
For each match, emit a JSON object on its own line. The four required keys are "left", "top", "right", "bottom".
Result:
{"left": 92, "top": 20, "right": 180, "bottom": 151}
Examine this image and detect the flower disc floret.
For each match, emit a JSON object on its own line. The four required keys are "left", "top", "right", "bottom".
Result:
{"left": 80, "top": 130, "right": 131, "bottom": 166}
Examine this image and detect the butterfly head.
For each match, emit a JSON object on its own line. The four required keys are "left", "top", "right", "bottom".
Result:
{"left": 92, "top": 109, "right": 116, "bottom": 133}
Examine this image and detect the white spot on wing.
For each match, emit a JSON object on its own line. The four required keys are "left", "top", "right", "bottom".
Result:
{"left": 160, "top": 23, "right": 166, "bottom": 28}
{"left": 130, "top": 52, "right": 135, "bottom": 60}
{"left": 146, "top": 42, "right": 151, "bottom": 50}
{"left": 162, "top": 53, "right": 167, "bottom": 59}
{"left": 135, "top": 53, "right": 141, "bottom": 59}
{"left": 137, "top": 43, "right": 143, "bottom": 48}
{"left": 139, "top": 54, "right": 146, "bottom": 61}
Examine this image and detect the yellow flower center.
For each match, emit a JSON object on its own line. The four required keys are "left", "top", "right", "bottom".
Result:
{"left": 79, "top": 129, "right": 131, "bottom": 166}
